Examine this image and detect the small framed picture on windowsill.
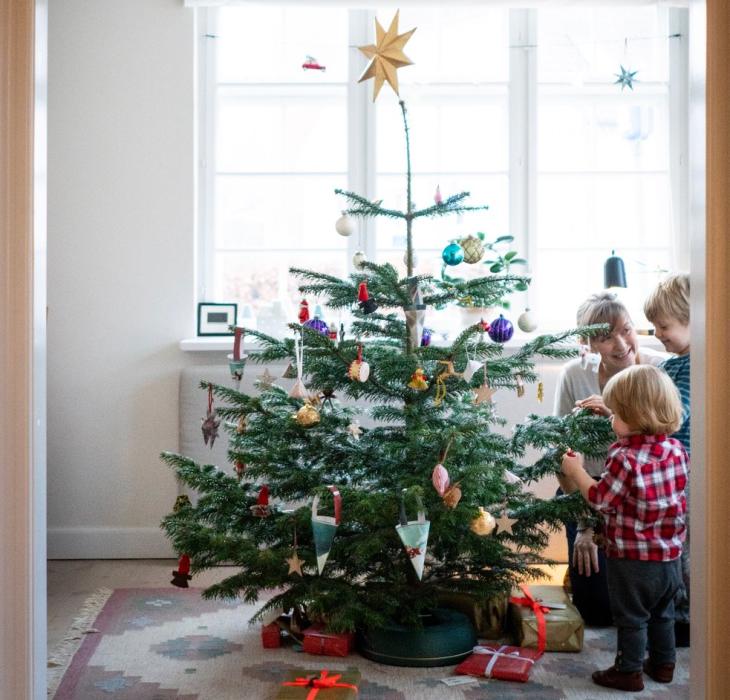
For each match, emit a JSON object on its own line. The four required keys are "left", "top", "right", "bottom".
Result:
{"left": 197, "top": 302, "right": 238, "bottom": 336}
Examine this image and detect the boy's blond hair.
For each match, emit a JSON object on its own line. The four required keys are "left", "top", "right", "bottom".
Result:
{"left": 643, "top": 273, "right": 690, "bottom": 325}
{"left": 602, "top": 365, "right": 683, "bottom": 435}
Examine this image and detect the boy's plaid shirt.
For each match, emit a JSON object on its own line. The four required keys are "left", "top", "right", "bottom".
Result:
{"left": 588, "top": 434, "right": 688, "bottom": 561}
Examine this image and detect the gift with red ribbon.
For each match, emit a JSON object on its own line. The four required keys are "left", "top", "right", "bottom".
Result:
{"left": 454, "top": 644, "right": 542, "bottom": 683}
{"left": 302, "top": 625, "right": 354, "bottom": 657}
{"left": 276, "top": 668, "right": 360, "bottom": 699}
{"left": 509, "top": 584, "right": 584, "bottom": 653}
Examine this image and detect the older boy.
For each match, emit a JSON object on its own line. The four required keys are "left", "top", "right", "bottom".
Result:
{"left": 644, "top": 273, "right": 691, "bottom": 646}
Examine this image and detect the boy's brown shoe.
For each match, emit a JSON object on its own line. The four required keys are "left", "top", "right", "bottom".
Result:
{"left": 643, "top": 659, "right": 675, "bottom": 683}
{"left": 592, "top": 666, "right": 645, "bottom": 692}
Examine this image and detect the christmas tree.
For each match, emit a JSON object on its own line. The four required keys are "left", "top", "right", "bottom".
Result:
{"left": 162, "top": 12, "right": 608, "bottom": 639}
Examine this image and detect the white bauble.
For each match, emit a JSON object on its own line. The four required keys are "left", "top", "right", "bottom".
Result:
{"left": 352, "top": 251, "right": 367, "bottom": 270}
{"left": 403, "top": 250, "right": 419, "bottom": 267}
{"left": 335, "top": 214, "right": 354, "bottom": 237}
{"left": 517, "top": 309, "right": 538, "bottom": 333}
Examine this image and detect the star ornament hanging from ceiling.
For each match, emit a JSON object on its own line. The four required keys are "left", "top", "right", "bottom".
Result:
{"left": 614, "top": 65, "right": 638, "bottom": 91}
{"left": 358, "top": 10, "right": 417, "bottom": 101}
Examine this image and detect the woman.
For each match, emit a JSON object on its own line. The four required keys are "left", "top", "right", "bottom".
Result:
{"left": 554, "top": 292, "right": 667, "bottom": 626}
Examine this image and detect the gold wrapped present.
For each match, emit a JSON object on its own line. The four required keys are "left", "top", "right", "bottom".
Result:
{"left": 509, "top": 584, "right": 583, "bottom": 652}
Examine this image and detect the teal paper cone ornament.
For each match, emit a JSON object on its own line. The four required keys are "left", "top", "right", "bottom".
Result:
{"left": 311, "top": 485, "right": 342, "bottom": 575}
{"left": 395, "top": 494, "right": 430, "bottom": 580}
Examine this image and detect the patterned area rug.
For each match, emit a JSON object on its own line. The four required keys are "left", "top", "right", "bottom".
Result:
{"left": 49, "top": 588, "right": 689, "bottom": 699}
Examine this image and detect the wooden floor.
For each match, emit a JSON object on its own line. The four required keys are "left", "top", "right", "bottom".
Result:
{"left": 47, "top": 559, "right": 567, "bottom": 654}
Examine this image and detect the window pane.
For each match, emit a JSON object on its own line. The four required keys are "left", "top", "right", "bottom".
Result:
{"left": 216, "top": 6, "right": 348, "bottom": 84}
{"left": 215, "top": 175, "right": 348, "bottom": 251}
{"left": 217, "top": 89, "right": 347, "bottom": 173}
{"left": 214, "top": 251, "right": 348, "bottom": 338}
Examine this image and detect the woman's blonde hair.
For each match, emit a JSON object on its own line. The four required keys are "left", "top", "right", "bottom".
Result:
{"left": 602, "top": 365, "right": 683, "bottom": 435}
{"left": 643, "top": 273, "right": 690, "bottom": 325}
{"left": 576, "top": 292, "right": 632, "bottom": 343}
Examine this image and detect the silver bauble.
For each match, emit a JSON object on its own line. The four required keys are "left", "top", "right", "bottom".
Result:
{"left": 352, "top": 250, "right": 367, "bottom": 270}
{"left": 335, "top": 214, "right": 354, "bottom": 237}
{"left": 517, "top": 309, "right": 538, "bottom": 333}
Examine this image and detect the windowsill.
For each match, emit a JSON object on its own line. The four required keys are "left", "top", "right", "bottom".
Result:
{"left": 180, "top": 333, "right": 665, "bottom": 353}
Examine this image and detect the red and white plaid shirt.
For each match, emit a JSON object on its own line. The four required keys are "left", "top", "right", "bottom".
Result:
{"left": 588, "top": 434, "right": 688, "bottom": 561}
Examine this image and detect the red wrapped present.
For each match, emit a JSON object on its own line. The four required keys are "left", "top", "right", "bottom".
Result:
{"left": 302, "top": 626, "right": 354, "bottom": 657}
{"left": 262, "top": 622, "right": 281, "bottom": 648}
{"left": 454, "top": 644, "right": 542, "bottom": 683}
{"left": 276, "top": 668, "right": 360, "bottom": 699}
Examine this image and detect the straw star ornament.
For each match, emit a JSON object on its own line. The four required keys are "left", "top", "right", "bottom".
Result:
{"left": 358, "top": 10, "right": 416, "bottom": 101}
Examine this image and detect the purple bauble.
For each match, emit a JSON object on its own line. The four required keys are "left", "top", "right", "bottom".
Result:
{"left": 420, "top": 328, "right": 432, "bottom": 347}
{"left": 304, "top": 317, "right": 329, "bottom": 335}
{"left": 488, "top": 314, "right": 514, "bottom": 343}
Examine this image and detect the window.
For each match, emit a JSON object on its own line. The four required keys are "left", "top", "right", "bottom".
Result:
{"left": 199, "top": 4, "right": 688, "bottom": 338}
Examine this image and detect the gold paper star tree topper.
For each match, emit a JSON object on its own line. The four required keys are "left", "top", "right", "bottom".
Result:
{"left": 358, "top": 10, "right": 416, "bottom": 101}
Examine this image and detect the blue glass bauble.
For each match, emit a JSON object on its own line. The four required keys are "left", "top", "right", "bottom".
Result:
{"left": 441, "top": 242, "right": 464, "bottom": 266}
{"left": 488, "top": 315, "right": 514, "bottom": 343}
{"left": 304, "top": 317, "right": 329, "bottom": 335}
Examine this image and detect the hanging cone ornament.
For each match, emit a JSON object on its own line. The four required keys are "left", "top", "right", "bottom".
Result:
{"left": 459, "top": 235, "right": 485, "bottom": 264}
{"left": 404, "top": 277, "right": 426, "bottom": 350}
{"left": 431, "top": 463, "right": 450, "bottom": 497}
{"left": 462, "top": 343, "right": 483, "bottom": 382}
{"left": 434, "top": 184, "right": 443, "bottom": 205}
{"left": 289, "top": 336, "right": 308, "bottom": 398}
{"left": 504, "top": 469, "right": 523, "bottom": 486}
{"left": 537, "top": 381, "right": 544, "bottom": 403}
{"left": 227, "top": 327, "right": 248, "bottom": 383}
{"left": 357, "top": 281, "right": 378, "bottom": 314}
{"left": 328, "top": 322, "right": 338, "bottom": 340}
{"left": 250, "top": 485, "right": 271, "bottom": 518}
{"left": 201, "top": 384, "right": 220, "bottom": 447}
{"left": 298, "top": 299, "right": 310, "bottom": 324}
{"left": 420, "top": 328, "right": 432, "bottom": 347}
{"left": 234, "top": 460, "right": 245, "bottom": 480}
{"left": 311, "top": 486, "right": 342, "bottom": 575}
{"left": 395, "top": 493, "right": 430, "bottom": 580}
{"left": 407, "top": 367, "right": 428, "bottom": 390}
{"left": 171, "top": 554, "right": 193, "bottom": 588}
{"left": 347, "top": 344, "right": 370, "bottom": 382}
{"left": 516, "top": 374, "right": 525, "bottom": 397}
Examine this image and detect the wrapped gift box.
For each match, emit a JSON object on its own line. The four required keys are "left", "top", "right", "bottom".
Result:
{"left": 302, "top": 625, "right": 355, "bottom": 657}
{"left": 509, "top": 584, "right": 584, "bottom": 652}
{"left": 261, "top": 622, "right": 281, "bottom": 648}
{"left": 276, "top": 668, "right": 360, "bottom": 699}
{"left": 437, "top": 591, "right": 508, "bottom": 639}
{"left": 455, "top": 645, "right": 542, "bottom": 683}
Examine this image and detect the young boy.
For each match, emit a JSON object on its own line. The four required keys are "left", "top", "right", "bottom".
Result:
{"left": 561, "top": 364, "right": 688, "bottom": 692}
{"left": 644, "top": 273, "right": 691, "bottom": 646}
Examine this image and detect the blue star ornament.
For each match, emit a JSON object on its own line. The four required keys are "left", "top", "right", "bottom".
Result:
{"left": 614, "top": 65, "right": 638, "bottom": 91}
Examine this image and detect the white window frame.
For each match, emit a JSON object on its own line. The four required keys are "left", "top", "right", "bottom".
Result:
{"left": 196, "top": 5, "right": 689, "bottom": 326}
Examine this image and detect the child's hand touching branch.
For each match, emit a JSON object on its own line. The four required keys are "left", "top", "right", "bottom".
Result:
{"left": 561, "top": 450, "right": 597, "bottom": 503}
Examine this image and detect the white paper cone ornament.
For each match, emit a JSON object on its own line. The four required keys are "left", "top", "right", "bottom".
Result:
{"left": 517, "top": 309, "right": 538, "bottom": 333}
{"left": 396, "top": 504, "right": 430, "bottom": 581}
{"left": 311, "top": 486, "right": 342, "bottom": 575}
{"left": 228, "top": 327, "right": 248, "bottom": 384}
{"left": 335, "top": 213, "right": 354, "bottom": 237}
{"left": 288, "top": 336, "right": 308, "bottom": 398}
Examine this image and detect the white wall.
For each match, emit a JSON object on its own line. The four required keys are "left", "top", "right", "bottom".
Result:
{"left": 47, "top": 0, "right": 207, "bottom": 557}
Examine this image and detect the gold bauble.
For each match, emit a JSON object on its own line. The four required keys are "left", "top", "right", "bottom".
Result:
{"left": 459, "top": 235, "right": 485, "bottom": 264}
{"left": 293, "top": 403, "right": 320, "bottom": 427}
{"left": 470, "top": 507, "right": 496, "bottom": 536}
